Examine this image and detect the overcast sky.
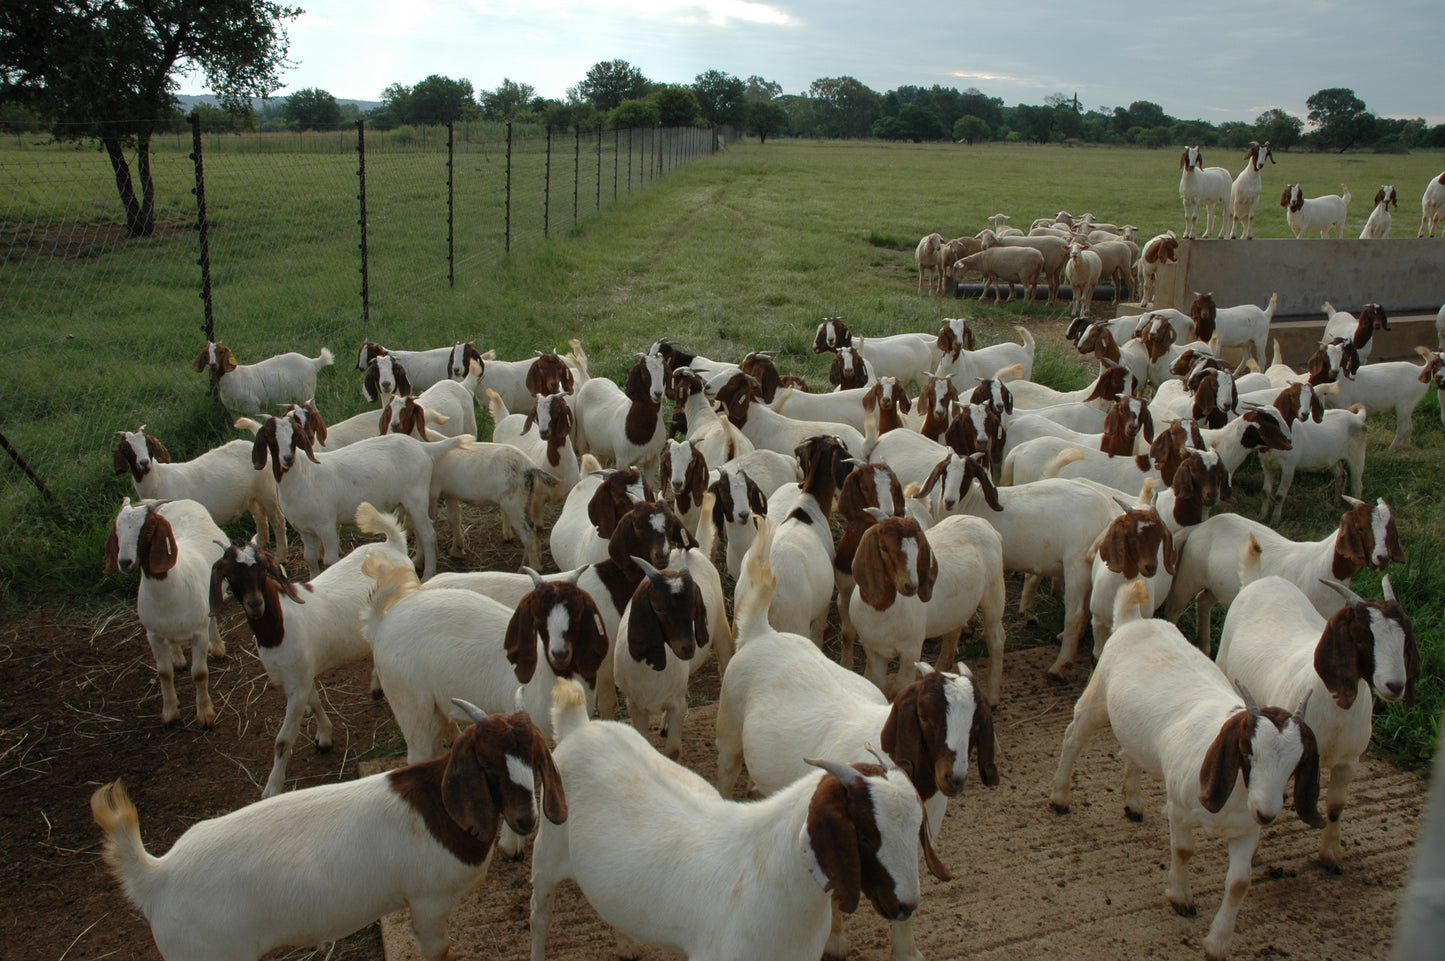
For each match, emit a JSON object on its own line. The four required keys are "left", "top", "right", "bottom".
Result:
{"left": 185, "top": 0, "right": 1442, "bottom": 125}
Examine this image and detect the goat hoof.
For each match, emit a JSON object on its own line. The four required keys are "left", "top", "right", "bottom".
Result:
{"left": 1168, "top": 898, "right": 1196, "bottom": 918}
{"left": 1124, "top": 807, "right": 1143, "bottom": 823}
{"left": 1050, "top": 802, "right": 1070, "bottom": 815}
{"left": 317, "top": 743, "right": 333, "bottom": 755}
{"left": 371, "top": 688, "right": 385, "bottom": 700}
{"left": 1044, "top": 670, "right": 1069, "bottom": 685}
{"left": 1320, "top": 857, "right": 1343, "bottom": 876}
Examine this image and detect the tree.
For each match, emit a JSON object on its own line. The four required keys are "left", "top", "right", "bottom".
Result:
{"left": 1306, "top": 87, "right": 1371, "bottom": 152}
{"left": 481, "top": 78, "right": 536, "bottom": 120}
{"left": 897, "top": 102, "right": 943, "bottom": 142}
{"left": 952, "top": 115, "right": 991, "bottom": 144}
{"left": 1126, "top": 100, "right": 1168, "bottom": 128}
{"left": 957, "top": 88, "right": 1003, "bottom": 133}
{"left": 1254, "top": 108, "right": 1302, "bottom": 150}
{"left": 872, "top": 116, "right": 909, "bottom": 141}
{"left": 407, "top": 75, "right": 477, "bottom": 124}
{"left": 744, "top": 75, "right": 781, "bottom": 102}
{"left": 573, "top": 59, "right": 649, "bottom": 111}
{"left": 808, "top": 76, "right": 880, "bottom": 139}
{"left": 608, "top": 98, "right": 659, "bottom": 130}
{"left": 652, "top": 86, "right": 701, "bottom": 127}
{"left": 283, "top": 87, "right": 341, "bottom": 130}
{"left": 746, "top": 99, "right": 788, "bottom": 143}
{"left": 1, "top": 0, "right": 299, "bottom": 236}
{"left": 692, "top": 69, "right": 746, "bottom": 127}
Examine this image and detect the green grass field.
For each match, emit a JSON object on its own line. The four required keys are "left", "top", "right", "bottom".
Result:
{"left": 2, "top": 136, "right": 1442, "bottom": 764}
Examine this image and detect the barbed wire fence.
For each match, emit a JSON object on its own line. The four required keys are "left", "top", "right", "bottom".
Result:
{"left": 0, "top": 116, "right": 729, "bottom": 601}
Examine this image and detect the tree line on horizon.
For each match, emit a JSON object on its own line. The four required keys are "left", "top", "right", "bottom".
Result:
{"left": 4, "top": 1, "right": 1439, "bottom": 238}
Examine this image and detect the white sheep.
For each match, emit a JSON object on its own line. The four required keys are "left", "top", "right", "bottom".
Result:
{"left": 977, "top": 230, "right": 1069, "bottom": 305}
{"left": 1280, "top": 183, "right": 1351, "bottom": 238}
{"left": 529, "top": 677, "right": 948, "bottom": 961}
{"left": 103, "top": 498, "right": 228, "bottom": 728}
{"left": 1179, "top": 146, "right": 1234, "bottom": 239}
{"left": 1064, "top": 241, "right": 1103, "bottom": 318}
{"left": 89, "top": 701, "right": 564, "bottom": 961}
{"left": 193, "top": 341, "right": 334, "bottom": 420}
{"left": 953, "top": 246, "right": 1044, "bottom": 302}
{"left": 915, "top": 231, "right": 945, "bottom": 294}
{"left": 1217, "top": 575, "right": 1417, "bottom": 872}
{"left": 1050, "top": 580, "right": 1323, "bottom": 961}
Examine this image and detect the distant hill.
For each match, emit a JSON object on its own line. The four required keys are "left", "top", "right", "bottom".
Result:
{"left": 176, "top": 93, "right": 383, "bottom": 113}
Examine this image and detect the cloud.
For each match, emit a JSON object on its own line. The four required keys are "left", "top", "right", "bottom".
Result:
{"left": 470, "top": 0, "right": 794, "bottom": 27}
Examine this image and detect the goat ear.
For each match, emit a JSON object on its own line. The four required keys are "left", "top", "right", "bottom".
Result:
{"left": 143, "top": 512, "right": 179, "bottom": 576}
{"left": 441, "top": 725, "right": 501, "bottom": 840}
{"left": 917, "top": 534, "right": 938, "bottom": 603}
{"left": 1099, "top": 521, "right": 1138, "bottom": 579}
{"left": 410, "top": 405, "right": 428, "bottom": 439}
{"left": 532, "top": 725, "right": 568, "bottom": 825}
{"left": 216, "top": 345, "right": 237, "bottom": 373}
{"left": 1292, "top": 718, "right": 1325, "bottom": 828}
{"left": 626, "top": 588, "right": 669, "bottom": 672}
{"left": 692, "top": 582, "right": 710, "bottom": 650}
{"left": 623, "top": 358, "right": 650, "bottom": 403}
{"left": 852, "top": 526, "right": 895, "bottom": 610}
{"left": 191, "top": 346, "right": 210, "bottom": 373}
{"left": 102, "top": 522, "right": 120, "bottom": 575}
{"left": 362, "top": 364, "right": 380, "bottom": 402}
{"left": 800, "top": 778, "right": 862, "bottom": 914}
{"left": 569, "top": 596, "right": 610, "bottom": 688}
{"left": 747, "top": 478, "right": 767, "bottom": 517}
{"left": 208, "top": 558, "right": 229, "bottom": 616}
{"left": 112, "top": 440, "right": 132, "bottom": 476}
{"left": 145, "top": 433, "right": 171, "bottom": 463}
{"left": 1313, "top": 607, "right": 1365, "bottom": 709}
{"left": 251, "top": 421, "right": 274, "bottom": 472}
{"left": 377, "top": 404, "right": 393, "bottom": 436}
{"left": 919, "top": 458, "right": 946, "bottom": 498}
{"left": 1198, "top": 711, "right": 1248, "bottom": 813}
{"left": 970, "top": 675, "right": 1000, "bottom": 787}
{"left": 504, "top": 597, "right": 540, "bottom": 683}
{"left": 394, "top": 361, "right": 412, "bottom": 398}
{"left": 1161, "top": 522, "right": 1179, "bottom": 576}
{"left": 879, "top": 684, "right": 924, "bottom": 793}
{"left": 586, "top": 482, "right": 622, "bottom": 539}
{"left": 975, "top": 461, "right": 1003, "bottom": 511}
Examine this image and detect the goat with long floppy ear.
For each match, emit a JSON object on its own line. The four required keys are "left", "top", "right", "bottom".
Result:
{"left": 449, "top": 698, "right": 569, "bottom": 831}
{"left": 504, "top": 569, "right": 610, "bottom": 688}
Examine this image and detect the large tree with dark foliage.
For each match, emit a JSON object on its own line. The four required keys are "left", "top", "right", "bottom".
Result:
{"left": 1306, "top": 87, "right": 1374, "bottom": 153}
{"left": 572, "top": 59, "right": 650, "bottom": 112}
{"left": 0, "top": 0, "right": 299, "bottom": 237}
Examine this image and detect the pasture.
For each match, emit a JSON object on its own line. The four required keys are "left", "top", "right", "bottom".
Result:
{"left": 0, "top": 137, "right": 1441, "bottom": 959}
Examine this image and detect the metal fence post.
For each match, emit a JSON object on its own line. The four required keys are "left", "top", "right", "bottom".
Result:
{"left": 627, "top": 128, "right": 633, "bottom": 192}
{"left": 187, "top": 112, "right": 215, "bottom": 344}
{"left": 505, "top": 121, "right": 513, "bottom": 253}
{"left": 596, "top": 124, "right": 602, "bottom": 210}
{"left": 356, "top": 119, "right": 369, "bottom": 322}
{"left": 613, "top": 128, "right": 619, "bottom": 200}
{"left": 574, "top": 126, "right": 580, "bottom": 224}
{"left": 447, "top": 122, "right": 455, "bottom": 287}
{"left": 544, "top": 126, "right": 552, "bottom": 239}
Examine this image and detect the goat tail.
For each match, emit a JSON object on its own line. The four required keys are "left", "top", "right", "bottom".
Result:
{"left": 361, "top": 548, "right": 422, "bottom": 622}
{"left": 316, "top": 346, "right": 335, "bottom": 368}
{"left": 550, "top": 676, "right": 590, "bottom": 743}
{"left": 1237, "top": 533, "right": 1263, "bottom": 588}
{"left": 424, "top": 435, "right": 472, "bottom": 461}
{"left": 1015, "top": 325, "right": 1036, "bottom": 356}
{"left": 694, "top": 490, "right": 718, "bottom": 560}
{"left": 994, "top": 362, "right": 1025, "bottom": 383}
{"left": 579, "top": 453, "right": 603, "bottom": 475}
{"left": 1264, "top": 291, "right": 1279, "bottom": 319}
{"left": 1321, "top": 300, "right": 1336, "bottom": 319}
{"left": 91, "top": 780, "right": 159, "bottom": 913}
{"left": 566, "top": 338, "right": 590, "bottom": 382}
{"left": 233, "top": 416, "right": 263, "bottom": 436}
{"left": 355, "top": 501, "right": 408, "bottom": 554}
{"left": 1112, "top": 579, "right": 1151, "bottom": 630}
{"left": 484, "top": 388, "right": 509, "bottom": 425}
{"left": 526, "top": 468, "right": 560, "bottom": 526}
{"left": 1040, "top": 446, "right": 1085, "bottom": 480}
{"left": 733, "top": 517, "right": 777, "bottom": 646}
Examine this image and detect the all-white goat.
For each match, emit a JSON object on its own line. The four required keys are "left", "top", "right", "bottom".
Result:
{"left": 104, "top": 498, "right": 228, "bottom": 728}
{"left": 193, "top": 341, "right": 334, "bottom": 420}
{"left": 365, "top": 557, "right": 609, "bottom": 757}
{"left": 1218, "top": 575, "right": 1416, "bottom": 872}
{"left": 1226, "top": 142, "right": 1275, "bottom": 240}
{"left": 90, "top": 702, "right": 564, "bottom": 961}
{"left": 1359, "top": 185, "right": 1397, "bottom": 238}
{"left": 717, "top": 538, "right": 989, "bottom": 961}
{"left": 530, "top": 677, "right": 949, "bottom": 961}
{"left": 114, "top": 427, "right": 285, "bottom": 556}
{"left": 1166, "top": 497, "right": 1404, "bottom": 653}
{"left": 1179, "top": 146, "right": 1234, "bottom": 239}
{"left": 1420, "top": 171, "right": 1445, "bottom": 237}
{"left": 1050, "top": 580, "right": 1323, "bottom": 961}
{"left": 250, "top": 413, "right": 461, "bottom": 579}
{"left": 428, "top": 440, "right": 557, "bottom": 568}
{"left": 1281, "top": 183, "right": 1351, "bottom": 238}
{"left": 208, "top": 503, "right": 410, "bottom": 797}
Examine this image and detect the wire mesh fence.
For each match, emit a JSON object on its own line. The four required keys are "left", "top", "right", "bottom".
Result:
{"left": 0, "top": 117, "right": 726, "bottom": 601}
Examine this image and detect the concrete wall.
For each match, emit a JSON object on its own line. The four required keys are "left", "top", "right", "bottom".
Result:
{"left": 1150, "top": 238, "right": 1445, "bottom": 319}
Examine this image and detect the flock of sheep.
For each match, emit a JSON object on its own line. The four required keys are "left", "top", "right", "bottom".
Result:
{"left": 87, "top": 144, "right": 1445, "bottom": 961}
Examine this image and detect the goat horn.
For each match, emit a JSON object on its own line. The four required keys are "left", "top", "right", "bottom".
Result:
{"left": 1382, "top": 574, "right": 1396, "bottom": 603}
{"left": 451, "top": 697, "right": 490, "bottom": 726}
{"left": 1293, "top": 689, "right": 1312, "bottom": 725}
{"left": 1232, "top": 679, "right": 1261, "bottom": 718}
{"left": 862, "top": 506, "right": 890, "bottom": 522}
{"left": 630, "top": 555, "right": 664, "bottom": 581}
{"left": 1318, "top": 578, "right": 1366, "bottom": 607}
{"left": 805, "top": 757, "right": 860, "bottom": 787}
{"left": 865, "top": 742, "right": 896, "bottom": 771}
{"left": 522, "top": 566, "right": 545, "bottom": 590}
{"left": 1342, "top": 495, "right": 1368, "bottom": 509}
